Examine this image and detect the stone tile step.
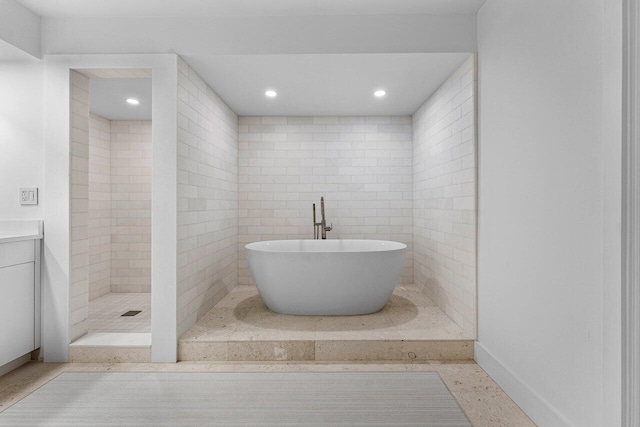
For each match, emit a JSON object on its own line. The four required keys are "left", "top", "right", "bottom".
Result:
{"left": 68, "top": 346, "right": 151, "bottom": 363}
{"left": 68, "top": 333, "right": 151, "bottom": 363}
{"left": 178, "top": 339, "right": 473, "bottom": 362}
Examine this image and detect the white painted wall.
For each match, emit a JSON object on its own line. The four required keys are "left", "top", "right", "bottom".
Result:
{"left": 0, "top": 59, "right": 43, "bottom": 220}
{"left": 601, "top": 1, "right": 623, "bottom": 424}
{"left": 476, "top": 1, "right": 622, "bottom": 426}
{"left": 41, "top": 14, "right": 476, "bottom": 56}
{"left": 42, "top": 57, "right": 71, "bottom": 362}
{"left": 0, "top": 0, "right": 40, "bottom": 58}
{"left": 68, "top": 70, "right": 90, "bottom": 342}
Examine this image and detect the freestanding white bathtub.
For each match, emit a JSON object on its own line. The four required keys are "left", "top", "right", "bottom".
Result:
{"left": 245, "top": 239, "right": 407, "bottom": 315}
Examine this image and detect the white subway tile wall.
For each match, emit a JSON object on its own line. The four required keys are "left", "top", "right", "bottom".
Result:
{"left": 176, "top": 57, "right": 239, "bottom": 337}
{"left": 75, "top": 59, "right": 477, "bottom": 343}
{"left": 88, "top": 115, "right": 152, "bottom": 299}
{"left": 88, "top": 114, "right": 112, "bottom": 301}
{"left": 412, "top": 55, "right": 477, "bottom": 337}
{"left": 70, "top": 71, "right": 90, "bottom": 341}
{"left": 238, "top": 116, "right": 414, "bottom": 287}
{"left": 110, "top": 120, "right": 152, "bottom": 293}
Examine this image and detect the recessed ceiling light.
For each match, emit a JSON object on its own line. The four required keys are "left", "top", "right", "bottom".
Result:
{"left": 126, "top": 98, "right": 140, "bottom": 105}
{"left": 265, "top": 90, "right": 277, "bottom": 98}
{"left": 374, "top": 90, "right": 386, "bottom": 98}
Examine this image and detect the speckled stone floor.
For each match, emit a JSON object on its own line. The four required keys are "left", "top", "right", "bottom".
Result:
{"left": 179, "top": 285, "right": 474, "bottom": 362}
{"left": 0, "top": 361, "right": 536, "bottom": 426}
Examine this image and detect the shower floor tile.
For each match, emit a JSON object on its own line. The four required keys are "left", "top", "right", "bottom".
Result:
{"left": 88, "top": 293, "right": 151, "bottom": 334}
{"left": 179, "top": 285, "right": 473, "bottom": 362}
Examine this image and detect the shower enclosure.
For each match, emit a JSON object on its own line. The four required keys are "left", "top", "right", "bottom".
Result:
{"left": 68, "top": 68, "right": 153, "bottom": 354}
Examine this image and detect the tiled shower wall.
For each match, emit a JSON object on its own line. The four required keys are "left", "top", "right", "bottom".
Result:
{"left": 87, "top": 115, "right": 152, "bottom": 299}
{"left": 88, "top": 114, "right": 112, "bottom": 300}
{"left": 176, "top": 58, "right": 239, "bottom": 337}
{"left": 70, "top": 71, "right": 90, "bottom": 341}
{"left": 238, "top": 116, "right": 414, "bottom": 286}
{"left": 110, "top": 120, "right": 152, "bottom": 293}
{"left": 412, "top": 55, "right": 477, "bottom": 337}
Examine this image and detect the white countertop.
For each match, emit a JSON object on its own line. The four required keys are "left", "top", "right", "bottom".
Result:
{"left": 0, "top": 220, "right": 43, "bottom": 243}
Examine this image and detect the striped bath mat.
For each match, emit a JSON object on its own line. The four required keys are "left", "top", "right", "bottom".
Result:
{"left": 0, "top": 371, "right": 471, "bottom": 426}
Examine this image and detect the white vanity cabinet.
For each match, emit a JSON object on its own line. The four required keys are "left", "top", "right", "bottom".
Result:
{"left": 0, "top": 221, "right": 42, "bottom": 368}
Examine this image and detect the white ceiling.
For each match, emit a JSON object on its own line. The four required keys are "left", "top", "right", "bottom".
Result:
{"left": 90, "top": 78, "right": 152, "bottom": 121}
{"left": 13, "top": 1, "right": 479, "bottom": 117}
{"left": 187, "top": 53, "right": 471, "bottom": 116}
{"left": 18, "top": 0, "right": 487, "bottom": 18}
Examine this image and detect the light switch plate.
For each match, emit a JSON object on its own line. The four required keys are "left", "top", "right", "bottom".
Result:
{"left": 20, "top": 188, "right": 38, "bottom": 205}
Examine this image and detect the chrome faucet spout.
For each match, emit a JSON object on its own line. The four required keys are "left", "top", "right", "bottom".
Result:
{"left": 313, "top": 203, "right": 317, "bottom": 239}
{"left": 320, "top": 196, "right": 332, "bottom": 239}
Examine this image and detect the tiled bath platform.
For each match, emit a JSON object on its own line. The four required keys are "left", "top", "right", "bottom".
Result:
{"left": 179, "top": 286, "right": 473, "bottom": 362}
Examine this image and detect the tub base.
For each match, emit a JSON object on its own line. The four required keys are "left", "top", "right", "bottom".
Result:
{"left": 178, "top": 285, "right": 474, "bottom": 362}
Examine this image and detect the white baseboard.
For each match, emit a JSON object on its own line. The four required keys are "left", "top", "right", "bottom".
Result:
{"left": 474, "top": 342, "right": 573, "bottom": 427}
{"left": 0, "top": 353, "right": 31, "bottom": 378}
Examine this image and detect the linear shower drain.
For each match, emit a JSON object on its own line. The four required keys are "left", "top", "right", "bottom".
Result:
{"left": 121, "top": 310, "right": 142, "bottom": 317}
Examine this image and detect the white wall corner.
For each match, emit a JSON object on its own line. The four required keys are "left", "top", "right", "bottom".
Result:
{"left": 42, "top": 58, "right": 71, "bottom": 362}
{"left": 151, "top": 54, "right": 179, "bottom": 362}
{"left": 0, "top": 0, "right": 41, "bottom": 58}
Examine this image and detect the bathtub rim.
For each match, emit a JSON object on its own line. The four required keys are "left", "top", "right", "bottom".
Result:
{"left": 245, "top": 239, "right": 407, "bottom": 254}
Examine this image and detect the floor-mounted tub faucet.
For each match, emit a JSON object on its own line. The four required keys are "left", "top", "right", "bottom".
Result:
{"left": 313, "top": 196, "right": 332, "bottom": 239}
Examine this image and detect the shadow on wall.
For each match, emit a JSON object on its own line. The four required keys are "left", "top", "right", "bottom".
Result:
{"left": 195, "top": 279, "right": 235, "bottom": 322}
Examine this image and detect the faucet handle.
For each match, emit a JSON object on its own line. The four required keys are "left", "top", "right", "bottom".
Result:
{"left": 326, "top": 223, "right": 332, "bottom": 231}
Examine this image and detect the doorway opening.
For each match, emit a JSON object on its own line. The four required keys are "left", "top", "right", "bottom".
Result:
{"left": 68, "top": 68, "right": 153, "bottom": 361}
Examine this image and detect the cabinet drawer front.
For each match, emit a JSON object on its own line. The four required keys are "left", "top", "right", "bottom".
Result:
{"left": 0, "top": 240, "right": 34, "bottom": 268}
{"left": 0, "top": 262, "right": 35, "bottom": 366}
